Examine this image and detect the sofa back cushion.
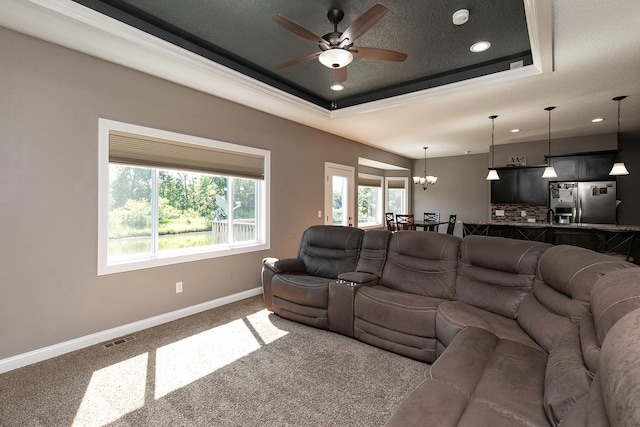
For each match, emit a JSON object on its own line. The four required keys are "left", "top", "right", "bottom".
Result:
{"left": 455, "top": 236, "right": 551, "bottom": 319}
{"left": 544, "top": 325, "right": 592, "bottom": 426}
{"left": 598, "top": 307, "right": 640, "bottom": 425}
{"left": 355, "top": 229, "right": 391, "bottom": 277}
{"left": 297, "top": 225, "right": 364, "bottom": 278}
{"left": 380, "top": 231, "right": 461, "bottom": 299}
{"left": 518, "top": 244, "right": 635, "bottom": 352}
{"left": 578, "top": 268, "right": 640, "bottom": 374}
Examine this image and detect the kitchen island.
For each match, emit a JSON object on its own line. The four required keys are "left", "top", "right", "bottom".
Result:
{"left": 462, "top": 220, "right": 640, "bottom": 263}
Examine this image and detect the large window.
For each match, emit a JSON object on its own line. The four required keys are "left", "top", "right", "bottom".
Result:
{"left": 98, "top": 119, "right": 269, "bottom": 275}
{"left": 357, "top": 174, "right": 383, "bottom": 228}
{"left": 385, "top": 177, "right": 408, "bottom": 215}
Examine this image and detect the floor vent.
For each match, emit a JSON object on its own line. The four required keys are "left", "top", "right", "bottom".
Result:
{"left": 103, "top": 335, "right": 137, "bottom": 348}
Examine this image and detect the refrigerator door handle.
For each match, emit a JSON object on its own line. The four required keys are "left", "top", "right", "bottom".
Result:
{"left": 578, "top": 197, "right": 582, "bottom": 223}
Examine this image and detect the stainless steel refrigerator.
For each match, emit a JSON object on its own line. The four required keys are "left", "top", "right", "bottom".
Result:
{"left": 549, "top": 181, "right": 617, "bottom": 224}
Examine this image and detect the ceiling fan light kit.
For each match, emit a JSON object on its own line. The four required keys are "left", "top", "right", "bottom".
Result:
{"left": 273, "top": 3, "right": 408, "bottom": 88}
{"left": 318, "top": 49, "right": 353, "bottom": 69}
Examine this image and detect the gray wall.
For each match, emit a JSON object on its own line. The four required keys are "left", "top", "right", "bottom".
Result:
{"left": 0, "top": 27, "right": 413, "bottom": 360}
{"left": 413, "top": 153, "right": 490, "bottom": 237}
{"left": 2, "top": 25, "right": 639, "bottom": 362}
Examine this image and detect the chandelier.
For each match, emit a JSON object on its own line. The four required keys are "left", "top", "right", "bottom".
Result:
{"left": 413, "top": 147, "right": 438, "bottom": 190}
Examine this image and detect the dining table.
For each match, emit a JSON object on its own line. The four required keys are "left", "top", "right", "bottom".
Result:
{"left": 412, "top": 221, "right": 447, "bottom": 232}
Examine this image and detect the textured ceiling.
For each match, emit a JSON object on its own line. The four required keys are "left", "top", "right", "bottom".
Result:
{"left": 72, "top": 0, "right": 532, "bottom": 109}
{"left": 2, "top": 0, "right": 640, "bottom": 162}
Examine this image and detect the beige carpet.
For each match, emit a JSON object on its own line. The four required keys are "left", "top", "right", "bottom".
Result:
{"left": 0, "top": 296, "right": 427, "bottom": 426}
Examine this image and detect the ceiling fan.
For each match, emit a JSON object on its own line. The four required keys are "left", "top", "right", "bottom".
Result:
{"left": 272, "top": 3, "right": 408, "bottom": 84}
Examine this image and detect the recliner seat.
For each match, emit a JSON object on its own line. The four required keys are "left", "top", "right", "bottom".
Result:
{"left": 262, "top": 225, "right": 364, "bottom": 328}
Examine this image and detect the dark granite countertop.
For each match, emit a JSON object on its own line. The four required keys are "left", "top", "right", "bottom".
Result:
{"left": 461, "top": 220, "right": 640, "bottom": 232}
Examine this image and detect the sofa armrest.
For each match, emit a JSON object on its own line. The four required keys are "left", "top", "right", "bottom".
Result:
{"left": 337, "top": 271, "right": 379, "bottom": 286}
{"left": 262, "top": 257, "right": 306, "bottom": 274}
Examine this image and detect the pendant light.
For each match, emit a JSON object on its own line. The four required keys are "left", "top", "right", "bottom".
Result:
{"left": 486, "top": 115, "right": 500, "bottom": 180}
{"left": 413, "top": 147, "right": 438, "bottom": 190}
{"left": 609, "top": 95, "right": 629, "bottom": 176}
{"left": 541, "top": 106, "right": 558, "bottom": 178}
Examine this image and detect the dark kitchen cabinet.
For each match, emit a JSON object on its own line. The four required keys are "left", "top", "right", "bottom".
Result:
{"left": 549, "top": 156, "right": 580, "bottom": 180}
{"left": 491, "top": 167, "right": 547, "bottom": 204}
{"left": 490, "top": 168, "right": 517, "bottom": 203}
{"left": 518, "top": 167, "right": 548, "bottom": 204}
{"left": 582, "top": 152, "right": 616, "bottom": 180}
{"left": 548, "top": 151, "right": 616, "bottom": 181}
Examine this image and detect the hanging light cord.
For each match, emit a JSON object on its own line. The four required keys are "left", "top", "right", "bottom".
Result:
{"left": 423, "top": 146, "right": 427, "bottom": 176}
{"left": 545, "top": 106, "right": 556, "bottom": 161}
{"left": 490, "top": 115, "right": 497, "bottom": 167}
{"left": 547, "top": 109, "right": 551, "bottom": 158}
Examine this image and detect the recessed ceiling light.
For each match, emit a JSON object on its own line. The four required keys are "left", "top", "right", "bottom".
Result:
{"left": 510, "top": 128, "right": 521, "bottom": 133}
{"left": 470, "top": 41, "right": 491, "bottom": 53}
{"left": 330, "top": 83, "right": 344, "bottom": 91}
{"left": 591, "top": 117, "right": 604, "bottom": 123}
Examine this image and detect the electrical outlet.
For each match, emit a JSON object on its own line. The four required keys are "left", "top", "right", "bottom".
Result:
{"left": 176, "top": 281, "right": 183, "bottom": 293}
{"left": 521, "top": 211, "right": 527, "bottom": 217}
{"left": 318, "top": 210, "right": 322, "bottom": 218}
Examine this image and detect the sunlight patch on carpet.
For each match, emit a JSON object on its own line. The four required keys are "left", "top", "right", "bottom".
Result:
{"left": 155, "top": 316, "right": 277, "bottom": 399}
{"left": 72, "top": 353, "right": 148, "bottom": 427}
{"left": 246, "top": 308, "right": 290, "bottom": 344}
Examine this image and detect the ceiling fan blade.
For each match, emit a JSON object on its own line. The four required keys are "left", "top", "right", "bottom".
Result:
{"left": 339, "top": 3, "right": 388, "bottom": 46}
{"left": 274, "top": 51, "right": 321, "bottom": 70}
{"left": 333, "top": 67, "right": 347, "bottom": 83}
{"left": 350, "top": 46, "right": 407, "bottom": 62}
{"left": 272, "top": 15, "right": 328, "bottom": 46}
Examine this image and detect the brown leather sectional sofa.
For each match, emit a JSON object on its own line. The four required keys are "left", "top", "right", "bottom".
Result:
{"left": 261, "top": 225, "right": 640, "bottom": 426}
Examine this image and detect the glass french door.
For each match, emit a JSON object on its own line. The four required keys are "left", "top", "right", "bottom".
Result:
{"left": 324, "top": 162, "right": 355, "bottom": 226}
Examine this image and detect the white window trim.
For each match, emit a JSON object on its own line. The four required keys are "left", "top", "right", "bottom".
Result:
{"left": 97, "top": 118, "right": 270, "bottom": 276}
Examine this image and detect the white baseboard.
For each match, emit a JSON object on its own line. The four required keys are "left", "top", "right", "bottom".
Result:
{"left": 0, "top": 287, "right": 263, "bottom": 374}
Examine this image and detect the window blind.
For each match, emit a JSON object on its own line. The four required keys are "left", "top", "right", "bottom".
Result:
{"left": 387, "top": 179, "right": 406, "bottom": 189}
{"left": 358, "top": 176, "right": 382, "bottom": 187}
{"left": 109, "top": 130, "right": 265, "bottom": 180}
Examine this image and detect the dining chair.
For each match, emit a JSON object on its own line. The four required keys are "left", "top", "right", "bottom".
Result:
{"left": 385, "top": 212, "right": 397, "bottom": 232}
{"left": 395, "top": 214, "right": 415, "bottom": 230}
{"left": 423, "top": 212, "right": 440, "bottom": 231}
{"left": 446, "top": 214, "right": 457, "bottom": 235}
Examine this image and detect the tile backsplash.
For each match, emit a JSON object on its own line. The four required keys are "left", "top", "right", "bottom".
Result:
{"left": 491, "top": 203, "right": 549, "bottom": 223}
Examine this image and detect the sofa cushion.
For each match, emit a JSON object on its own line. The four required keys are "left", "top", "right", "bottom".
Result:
{"left": 436, "top": 300, "right": 540, "bottom": 351}
{"left": 380, "top": 231, "right": 461, "bottom": 299}
{"left": 388, "top": 326, "right": 549, "bottom": 426}
{"left": 598, "top": 308, "right": 640, "bottom": 426}
{"left": 297, "top": 225, "right": 364, "bottom": 278}
{"left": 518, "top": 245, "right": 635, "bottom": 352}
{"left": 579, "top": 313, "right": 600, "bottom": 374}
{"left": 590, "top": 269, "right": 640, "bottom": 346}
{"left": 575, "top": 269, "right": 640, "bottom": 376}
{"left": 384, "top": 379, "right": 469, "bottom": 427}
{"left": 354, "top": 285, "right": 444, "bottom": 362}
{"left": 456, "top": 236, "right": 550, "bottom": 319}
{"left": 355, "top": 229, "right": 391, "bottom": 277}
{"left": 544, "top": 326, "right": 592, "bottom": 426}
